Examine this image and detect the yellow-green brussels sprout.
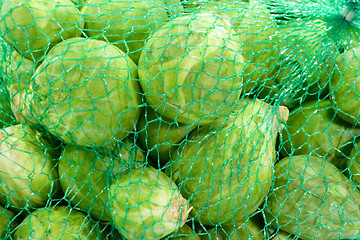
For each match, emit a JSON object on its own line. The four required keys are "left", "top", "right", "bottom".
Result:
{"left": 138, "top": 12, "right": 244, "bottom": 126}
{"left": 82, "top": 0, "right": 183, "bottom": 64}
{"left": 28, "top": 37, "right": 142, "bottom": 148}
{"left": 0, "top": 0, "right": 84, "bottom": 62}
{"left": 58, "top": 138, "right": 145, "bottom": 222}
{"left": 13, "top": 206, "right": 102, "bottom": 239}
{"left": 109, "top": 167, "right": 190, "bottom": 240}
{"left": 0, "top": 123, "right": 60, "bottom": 211}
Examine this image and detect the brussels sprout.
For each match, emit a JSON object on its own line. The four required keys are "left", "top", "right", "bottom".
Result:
{"left": 13, "top": 205, "right": 102, "bottom": 239}
{"left": 265, "top": 155, "right": 360, "bottom": 239}
{"left": 58, "top": 138, "right": 145, "bottom": 222}
{"left": 0, "top": 123, "right": 60, "bottom": 211}
{"left": 28, "top": 37, "right": 142, "bottom": 148}
{"left": 82, "top": 0, "right": 183, "bottom": 64}
{"left": 166, "top": 99, "right": 289, "bottom": 226}
{"left": 6, "top": 49, "right": 36, "bottom": 124}
{"left": 206, "top": 217, "right": 265, "bottom": 240}
{"left": 0, "top": 0, "right": 84, "bottom": 62}
{"left": 330, "top": 45, "right": 360, "bottom": 125}
{"left": 166, "top": 223, "right": 201, "bottom": 240}
{"left": 138, "top": 12, "right": 244, "bottom": 126}
{"left": 280, "top": 99, "right": 360, "bottom": 170}
{"left": 0, "top": 86, "right": 16, "bottom": 128}
{"left": 258, "top": 18, "right": 338, "bottom": 108}
{"left": 347, "top": 141, "right": 360, "bottom": 186}
{"left": 231, "top": 0, "right": 281, "bottom": 97}
{"left": 109, "top": 167, "right": 190, "bottom": 240}
{"left": 0, "top": 205, "right": 17, "bottom": 239}
{"left": 188, "top": 0, "right": 249, "bottom": 24}
{"left": 137, "top": 106, "right": 196, "bottom": 165}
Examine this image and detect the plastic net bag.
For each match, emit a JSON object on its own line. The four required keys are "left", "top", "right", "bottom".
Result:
{"left": 0, "top": 0, "right": 360, "bottom": 239}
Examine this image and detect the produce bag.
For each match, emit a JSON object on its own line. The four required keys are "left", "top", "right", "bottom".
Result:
{"left": 0, "top": 0, "right": 360, "bottom": 239}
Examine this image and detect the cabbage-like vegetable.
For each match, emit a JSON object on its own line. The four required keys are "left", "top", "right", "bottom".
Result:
{"left": 265, "top": 155, "right": 360, "bottom": 239}
{"left": 330, "top": 45, "right": 360, "bottom": 125}
{"left": 82, "top": 0, "right": 183, "bottom": 64}
{"left": 136, "top": 106, "right": 195, "bottom": 165}
{"left": 166, "top": 223, "right": 201, "bottom": 240}
{"left": 138, "top": 12, "right": 244, "bottom": 126}
{"left": 58, "top": 138, "right": 145, "bottom": 222}
{"left": 6, "top": 49, "right": 36, "bottom": 124}
{"left": 0, "top": 0, "right": 84, "bottom": 62}
{"left": 207, "top": 217, "right": 265, "bottom": 240}
{"left": 0, "top": 204, "right": 16, "bottom": 239}
{"left": 109, "top": 166, "right": 190, "bottom": 240}
{"left": 13, "top": 206, "right": 101, "bottom": 239}
{"left": 280, "top": 99, "right": 360, "bottom": 170}
{"left": 28, "top": 37, "right": 142, "bottom": 148}
{"left": 166, "top": 98, "right": 289, "bottom": 226}
{"left": 0, "top": 123, "right": 60, "bottom": 211}
{"left": 0, "top": 86, "right": 16, "bottom": 128}
{"left": 347, "top": 140, "right": 360, "bottom": 186}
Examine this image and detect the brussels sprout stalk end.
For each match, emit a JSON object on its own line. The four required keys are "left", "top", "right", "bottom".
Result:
{"left": 165, "top": 197, "right": 192, "bottom": 228}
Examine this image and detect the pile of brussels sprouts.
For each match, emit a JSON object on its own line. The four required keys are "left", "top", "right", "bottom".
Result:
{"left": 1, "top": 0, "right": 360, "bottom": 239}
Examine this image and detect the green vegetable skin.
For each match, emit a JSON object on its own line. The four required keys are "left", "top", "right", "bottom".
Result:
{"left": 166, "top": 224, "right": 201, "bottom": 240}
{"left": 167, "top": 99, "right": 289, "bottom": 226}
{"left": 7, "top": 49, "right": 36, "bottom": 124}
{"left": 280, "top": 99, "right": 360, "bottom": 170}
{"left": 13, "top": 206, "right": 101, "bottom": 239}
{"left": 0, "top": 86, "right": 16, "bottom": 128}
{"left": 205, "top": 217, "right": 265, "bottom": 240}
{"left": 331, "top": 45, "right": 360, "bottom": 125}
{"left": 347, "top": 140, "right": 360, "bottom": 186}
{"left": 82, "top": 0, "right": 183, "bottom": 64}
{"left": 265, "top": 155, "right": 360, "bottom": 239}
{"left": 0, "top": 123, "right": 60, "bottom": 211}
{"left": 264, "top": 18, "right": 337, "bottom": 108}
{"left": 28, "top": 37, "right": 142, "bottom": 148}
{"left": 138, "top": 12, "right": 244, "bottom": 126}
{"left": 0, "top": 205, "right": 16, "bottom": 239}
{"left": 0, "top": 0, "right": 84, "bottom": 62}
{"left": 58, "top": 139, "right": 145, "bottom": 222}
{"left": 109, "top": 167, "right": 190, "bottom": 240}
{"left": 233, "top": 1, "right": 280, "bottom": 97}
{"left": 137, "top": 106, "right": 195, "bottom": 165}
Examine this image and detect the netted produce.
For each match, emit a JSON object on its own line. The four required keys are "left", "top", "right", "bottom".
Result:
{"left": 0, "top": 0, "right": 360, "bottom": 239}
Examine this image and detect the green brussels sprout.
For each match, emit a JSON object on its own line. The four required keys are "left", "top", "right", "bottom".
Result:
{"left": 109, "top": 167, "right": 191, "bottom": 240}
{"left": 0, "top": 123, "right": 60, "bottom": 211}
{"left": 330, "top": 45, "right": 360, "bottom": 125}
{"left": 231, "top": 0, "right": 281, "bottom": 97}
{"left": 347, "top": 140, "right": 360, "bottom": 186}
{"left": 58, "top": 138, "right": 145, "bottom": 222}
{"left": 28, "top": 37, "right": 142, "bottom": 148}
{"left": 206, "top": 217, "right": 265, "bottom": 240}
{"left": 0, "top": 86, "right": 16, "bottom": 128}
{"left": 6, "top": 49, "right": 36, "bottom": 124}
{"left": 166, "top": 99, "right": 289, "bottom": 226}
{"left": 138, "top": 12, "right": 244, "bottom": 126}
{"left": 0, "top": 38, "right": 14, "bottom": 81}
{"left": 187, "top": 0, "right": 249, "bottom": 24}
{"left": 280, "top": 99, "right": 360, "bottom": 170}
{"left": 0, "top": 0, "right": 84, "bottom": 62}
{"left": 165, "top": 223, "right": 201, "bottom": 240}
{"left": 13, "top": 205, "right": 102, "bottom": 239}
{"left": 265, "top": 155, "right": 360, "bottom": 239}
{"left": 0, "top": 205, "right": 17, "bottom": 239}
{"left": 137, "top": 106, "right": 196, "bottom": 165}
{"left": 270, "top": 229, "right": 299, "bottom": 240}
{"left": 82, "top": 0, "right": 183, "bottom": 64}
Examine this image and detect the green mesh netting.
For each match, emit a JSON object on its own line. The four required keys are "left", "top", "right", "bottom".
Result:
{"left": 0, "top": 0, "right": 360, "bottom": 239}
